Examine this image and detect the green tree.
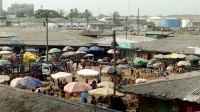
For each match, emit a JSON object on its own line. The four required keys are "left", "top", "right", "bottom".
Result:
{"left": 16, "top": 12, "right": 25, "bottom": 17}
{"left": 143, "top": 21, "right": 155, "bottom": 27}
{"left": 84, "top": 9, "right": 92, "bottom": 27}
{"left": 113, "top": 11, "right": 120, "bottom": 26}
{"left": 34, "top": 9, "right": 61, "bottom": 18}
{"left": 68, "top": 9, "right": 74, "bottom": 29}
{"left": 26, "top": 9, "right": 34, "bottom": 18}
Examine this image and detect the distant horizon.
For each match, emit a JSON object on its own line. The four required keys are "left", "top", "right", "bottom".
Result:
{"left": 3, "top": 0, "right": 200, "bottom": 16}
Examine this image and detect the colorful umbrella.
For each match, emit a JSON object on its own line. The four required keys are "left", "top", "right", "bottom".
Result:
{"left": 88, "top": 87, "right": 124, "bottom": 97}
{"left": 107, "top": 49, "right": 119, "bottom": 54}
{"left": 133, "top": 57, "right": 149, "bottom": 65}
{"left": 89, "top": 46, "right": 101, "bottom": 51}
{"left": 78, "top": 47, "right": 89, "bottom": 52}
{"left": 62, "top": 46, "right": 74, "bottom": 52}
{"left": 77, "top": 69, "right": 99, "bottom": 76}
{"left": 62, "top": 51, "right": 76, "bottom": 56}
{"left": 0, "top": 59, "right": 11, "bottom": 66}
{"left": 48, "top": 48, "right": 61, "bottom": 54}
{"left": 84, "top": 54, "right": 94, "bottom": 57}
{"left": 17, "top": 76, "right": 43, "bottom": 88}
{"left": 23, "top": 52, "right": 37, "bottom": 63}
{"left": 51, "top": 72, "right": 72, "bottom": 80}
{"left": 63, "top": 82, "right": 92, "bottom": 93}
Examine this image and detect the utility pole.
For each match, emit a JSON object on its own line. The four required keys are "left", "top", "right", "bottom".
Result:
{"left": 126, "top": 27, "right": 128, "bottom": 39}
{"left": 137, "top": 8, "right": 139, "bottom": 35}
{"left": 46, "top": 12, "right": 49, "bottom": 65}
{"left": 112, "top": 30, "right": 118, "bottom": 96}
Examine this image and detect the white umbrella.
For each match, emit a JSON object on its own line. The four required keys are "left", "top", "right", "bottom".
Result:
{"left": 177, "top": 61, "right": 191, "bottom": 66}
{"left": 169, "top": 54, "right": 186, "bottom": 59}
{"left": 77, "top": 69, "right": 99, "bottom": 76}
{"left": 0, "top": 51, "right": 13, "bottom": 55}
{"left": 88, "top": 87, "right": 124, "bottom": 97}
{"left": 76, "top": 51, "right": 86, "bottom": 54}
{"left": 97, "top": 81, "right": 114, "bottom": 88}
{"left": 107, "top": 49, "right": 120, "bottom": 54}
{"left": 10, "top": 78, "right": 23, "bottom": 87}
{"left": 0, "top": 75, "right": 10, "bottom": 83}
{"left": 2, "top": 46, "right": 12, "bottom": 51}
{"left": 51, "top": 72, "right": 72, "bottom": 80}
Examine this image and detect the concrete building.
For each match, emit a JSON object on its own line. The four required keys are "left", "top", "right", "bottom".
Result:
{"left": 7, "top": 3, "right": 34, "bottom": 15}
{"left": 0, "top": 0, "right": 4, "bottom": 16}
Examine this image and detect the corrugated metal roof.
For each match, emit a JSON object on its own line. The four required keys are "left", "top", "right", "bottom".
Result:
{"left": 0, "top": 84, "right": 119, "bottom": 112}
{"left": 133, "top": 35, "right": 200, "bottom": 54}
{"left": 119, "top": 71, "right": 200, "bottom": 103}
{"left": 0, "top": 28, "right": 99, "bottom": 46}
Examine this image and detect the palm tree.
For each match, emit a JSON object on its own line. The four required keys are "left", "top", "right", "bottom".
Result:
{"left": 69, "top": 9, "right": 74, "bottom": 29}
{"left": 84, "top": 9, "right": 92, "bottom": 27}
{"left": 74, "top": 8, "right": 79, "bottom": 18}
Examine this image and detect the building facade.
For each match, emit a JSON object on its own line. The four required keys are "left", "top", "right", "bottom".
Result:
{"left": 7, "top": 3, "right": 34, "bottom": 15}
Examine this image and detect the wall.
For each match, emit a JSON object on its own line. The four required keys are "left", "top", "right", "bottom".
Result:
{"left": 138, "top": 96, "right": 175, "bottom": 112}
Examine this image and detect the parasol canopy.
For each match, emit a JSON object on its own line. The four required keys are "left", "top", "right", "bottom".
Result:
{"left": 78, "top": 47, "right": 89, "bottom": 52}
{"left": 0, "top": 59, "right": 11, "bottom": 66}
{"left": 88, "top": 87, "right": 124, "bottom": 97}
{"left": 97, "top": 81, "right": 114, "bottom": 88}
{"left": 48, "top": 48, "right": 61, "bottom": 54}
{"left": 62, "top": 46, "right": 74, "bottom": 52}
{"left": 77, "top": 69, "right": 99, "bottom": 76}
{"left": 63, "top": 82, "right": 92, "bottom": 93}
{"left": 101, "top": 66, "right": 114, "bottom": 74}
{"left": 76, "top": 51, "right": 86, "bottom": 54}
{"left": 25, "top": 48, "right": 38, "bottom": 52}
{"left": 89, "top": 46, "right": 101, "bottom": 51}
{"left": 177, "top": 61, "right": 191, "bottom": 66}
{"left": 0, "top": 75, "right": 10, "bottom": 83}
{"left": 2, "top": 46, "right": 12, "bottom": 51}
{"left": 10, "top": 78, "right": 23, "bottom": 87}
{"left": 153, "top": 54, "right": 170, "bottom": 59}
{"left": 0, "top": 51, "right": 13, "bottom": 55}
{"left": 133, "top": 57, "right": 149, "bottom": 65}
{"left": 23, "top": 52, "right": 37, "bottom": 63}
{"left": 51, "top": 72, "right": 72, "bottom": 80}
{"left": 84, "top": 54, "right": 94, "bottom": 57}
{"left": 186, "top": 55, "right": 200, "bottom": 60}
{"left": 17, "top": 76, "right": 43, "bottom": 88}
{"left": 169, "top": 54, "right": 186, "bottom": 59}
{"left": 62, "top": 51, "right": 76, "bottom": 56}
{"left": 107, "top": 49, "right": 119, "bottom": 54}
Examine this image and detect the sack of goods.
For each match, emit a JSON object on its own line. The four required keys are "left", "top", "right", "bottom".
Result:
{"left": 135, "top": 78, "right": 146, "bottom": 84}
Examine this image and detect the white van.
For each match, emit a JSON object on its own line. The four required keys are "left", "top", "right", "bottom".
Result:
{"left": 42, "top": 63, "right": 51, "bottom": 76}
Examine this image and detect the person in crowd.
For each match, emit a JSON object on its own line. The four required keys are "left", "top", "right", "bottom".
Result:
{"left": 32, "top": 69, "right": 38, "bottom": 79}
{"left": 75, "top": 57, "right": 79, "bottom": 70}
{"left": 37, "top": 89, "right": 42, "bottom": 94}
{"left": 72, "top": 74, "right": 76, "bottom": 82}
{"left": 96, "top": 74, "right": 101, "bottom": 84}
{"left": 85, "top": 77, "right": 88, "bottom": 84}
{"left": 81, "top": 92, "right": 88, "bottom": 103}
{"left": 91, "top": 95, "right": 96, "bottom": 105}
{"left": 135, "top": 67, "right": 140, "bottom": 79}
{"left": 99, "top": 64, "right": 102, "bottom": 73}
{"left": 66, "top": 60, "right": 71, "bottom": 73}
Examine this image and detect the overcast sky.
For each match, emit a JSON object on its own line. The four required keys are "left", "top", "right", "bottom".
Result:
{"left": 3, "top": 0, "right": 200, "bottom": 16}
